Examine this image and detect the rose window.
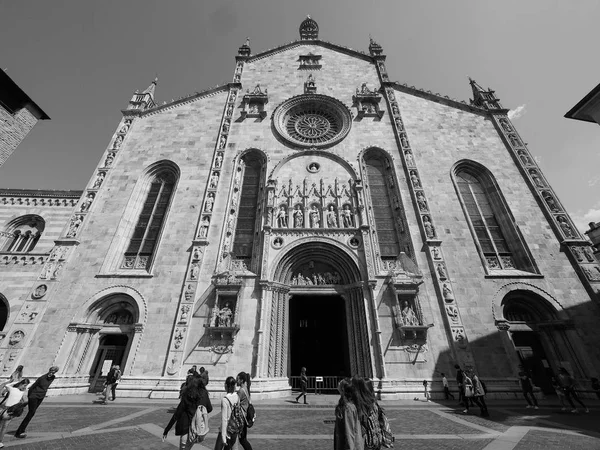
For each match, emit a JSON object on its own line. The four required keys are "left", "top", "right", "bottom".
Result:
{"left": 273, "top": 94, "right": 352, "bottom": 149}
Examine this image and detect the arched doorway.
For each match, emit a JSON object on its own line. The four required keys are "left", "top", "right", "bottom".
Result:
{"left": 266, "top": 240, "right": 372, "bottom": 385}
{"left": 0, "top": 294, "right": 8, "bottom": 332}
{"left": 502, "top": 291, "right": 577, "bottom": 394}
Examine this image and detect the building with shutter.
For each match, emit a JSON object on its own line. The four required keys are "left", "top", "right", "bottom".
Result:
{"left": 1, "top": 17, "right": 599, "bottom": 398}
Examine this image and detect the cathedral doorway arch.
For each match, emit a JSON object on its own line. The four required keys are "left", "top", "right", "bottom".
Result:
{"left": 0, "top": 294, "right": 8, "bottom": 332}
{"left": 502, "top": 290, "right": 580, "bottom": 394}
{"left": 262, "top": 240, "right": 373, "bottom": 384}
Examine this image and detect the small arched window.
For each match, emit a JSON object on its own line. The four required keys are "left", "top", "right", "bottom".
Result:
{"left": 1, "top": 215, "right": 45, "bottom": 253}
{"left": 454, "top": 162, "right": 537, "bottom": 273}
{"left": 123, "top": 170, "right": 176, "bottom": 270}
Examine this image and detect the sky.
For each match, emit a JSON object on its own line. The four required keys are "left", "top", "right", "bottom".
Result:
{"left": 1, "top": 0, "right": 600, "bottom": 232}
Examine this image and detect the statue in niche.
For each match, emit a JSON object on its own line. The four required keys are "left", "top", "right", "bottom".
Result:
{"left": 509, "top": 135, "right": 520, "bottom": 147}
{"left": 33, "top": 284, "right": 47, "bottom": 299}
{"left": 226, "top": 104, "right": 234, "bottom": 117}
{"left": 583, "top": 246, "right": 596, "bottom": 262}
{"left": 113, "top": 135, "right": 123, "bottom": 149}
{"left": 529, "top": 170, "right": 544, "bottom": 188}
{"left": 499, "top": 118, "right": 512, "bottom": 132}
{"left": 104, "top": 152, "right": 115, "bottom": 168}
{"left": 442, "top": 283, "right": 454, "bottom": 301}
{"left": 543, "top": 192, "right": 559, "bottom": 212}
{"left": 342, "top": 205, "right": 354, "bottom": 228}
{"left": 326, "top": 205, "right": 338, "bottom": 228}
{"left": 93, "top": 172, "right": 105, "bottom": 189}
{"left": 8, "top": 331, "right": 24, "bottom": 346}
{"left": 193, "top": 247, "right": 201, "bottom": 260}
{"left": 173, "top": 328, "right": 184, "bottom": 349}
{"left": 204, "top": 193, "right": 214, "bottom": 212}
{"left": 189, "top": 263, "right": 199, "bottom": 280}
{"left": 119, "top": 120, "right": 131, "bottom": 134}
{"left": 432, "top": 247, "right": 441, "bottom": 259}
{"left": 294, "top": 205, "right": 304, "bottom": 228}
{"left": 209, "top": 172, "right": 219, "bottom": 189}
{"left": 166, "top": 354, "right": 179, "bottom": 376}
{"left": 306, "top": 73, "right": 316, "bottom": 88}
{"left": 405, "top": 151, "right": 414, "bottom": 166}
{"left": 583, "top": 266, "right": 600, "bottom": 281}
{"left": 222, "top": 120, "right": 230, "bottom": 134}
{"left": 436, "top": 264, "right": 447, "bottom": 279}
{"left": 310, "top": 205, "right": 320, "bottom": 228}
{"left": 400, "top": 134, "right": 409, "bottom": 148}
{"left": 572, "top": 246, "right": 585, "bottom": 262}
{"left": 557, "top": 216, "right": 575, "bottom": 238}
{"left": 67, "top": 215, "right": 83, "bottom": 237}
{"left": 423, "top": 216, "right": 436, "bottom": 239}
{"left": 219, "top": 135, "right": 227, "bottom": 149}
{"left": 218, "top": 303, "right": 233, "bottom": 327}
{"left": 446, "top": 305, "right": 459, "bottom": 323}
{"left": 215, "top": 153, "right": 223, "bottom": 168}
{"left": 518, "top": 150, "right": 532, "bottom": 166}
{"left": 80, "top": 193, "right": 94, "bottom": 212}
{"left": 276, "top": 206, "right": 288, "bottom": 228}
{"left": 249, "top": 103, "right": 259, "bottom": 114}
{"left": 392, "top": 104, "right": 399, "bottom": 116}
{"left": 416, "top": 192, "right": 428, "bottom": 211}
{"left": 395, "top": 215, "right": 405, "bottom": 233}
{"left": 400, "top": 301, "right": 419, "bottom": 326}
{"left": 410, "top": 171, "right": 421, "bottom": 188}
{"left": 180, "top": 305, "right": 190, "bottom": 324}
{"left": 199, "top": 217, "right": 210, "bottom": 238}
{"left": 395, "top": 118, "right": 404, "bottom": 131}
{"left": 308, "top": 162, "right": 319, "bottom": 172}
{"left": 184, "top": 284, "right": 195, "bottom": 301}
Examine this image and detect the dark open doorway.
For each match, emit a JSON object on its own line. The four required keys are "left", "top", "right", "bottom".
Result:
{"left": 89, "top": 334, "right": 128, "bottom": 393}
{"left": 512, "top": 331, "right": 554, "bottom": 394}
{"left": 289, "top": 295, "right": 350, "bottom": 378}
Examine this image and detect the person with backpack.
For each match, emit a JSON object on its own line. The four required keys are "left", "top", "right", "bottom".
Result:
{"left": 0, "top": 378, "right": 29, "bottom": 446}
{"left": 101, "top": 364, "right": 121, "bottom": 404}
{"left": 334, "top": 378, "right": 364, "bottom": 450}
{"left": 163, "top": 376, "right": 212, "bottom": 450}
{"left": 236, "top": 371, "right": 254, "bottom": 450}
{"left": 352, "top": 376, "right": 393, "bottom": 450}
{"left": 215, "top": 376, "right": 241, "bottom": 450}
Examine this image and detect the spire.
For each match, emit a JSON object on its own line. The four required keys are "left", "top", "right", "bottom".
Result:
{"left": 238, "top": 37, "right": 251, "bottom": 57}
{"left": 127, "top": 77, "right": 157, "bottom": 111}
{"left": 299, "top": 15, "right": 319, "bottom": 40}
{"left": 369, "top": 35, "right": 384, "bottom": 57}
{"left": 468, "top": 77, "right": 503, "bottom": 110}
{"left": 143, "top": 77, "right": 158, "bottom": 97}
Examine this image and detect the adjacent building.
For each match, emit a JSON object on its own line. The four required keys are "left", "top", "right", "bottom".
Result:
{"left": 1, "top": 17, "right": 599, "bottom": 398}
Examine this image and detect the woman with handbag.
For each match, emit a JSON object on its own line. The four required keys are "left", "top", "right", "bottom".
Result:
{"left": 215, "top": 376, "right": 240, "bottom": 450}
{"left": 163, "top": 376, "right": 212, "bottom": 450}
{"left": 462, "top": 372, "right": 475, "bottom": 414}
{"left": 0, "top": 378, "right": 29, "bottom": 447}
{"left": 236, "top": 372, "right": 254, "bottom": 450}
{"left": 468, "top": 370, "right": 489, "bottom": 417}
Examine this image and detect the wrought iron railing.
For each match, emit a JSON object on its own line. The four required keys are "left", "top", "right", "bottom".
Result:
{"left": 289, "top": 375, "right": 345, "bottom": 394}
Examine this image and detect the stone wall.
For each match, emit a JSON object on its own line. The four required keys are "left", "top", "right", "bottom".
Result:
{"left": 0, "top": 107, "right": 38, "bottom": 168}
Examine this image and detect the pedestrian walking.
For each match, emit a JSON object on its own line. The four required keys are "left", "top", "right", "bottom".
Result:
{"left": 441, "top": 373, "right": 454, "bottom": 400}
{"left": 422, "top": 380, "right": 431, "bottom": 402}
{"left": 518, "top": 369, "right": 539, "bottom": 409}
{"left": 551, "top": 377, "right": 569, "bottom": 411}
{"left": 101, "top": 364, "right": 121, "bottom": 404}
{"left": 15, "top": 366, "right": 59, "bottom": 439}
{"left": 334, "top": 378, "right": 364, "bottom": 450}
{"left": 163, "top": 376, "right": 212, "bottom": 450}
{"left": 469, "top": 370, "right": 489, "bottom": 417}
{"left": 214, "top": 376, "right": 240, "bottom": 450}
{"left": 558, "top": 367, "right": 589, "bottom": 413}
{"left": 236, "top": 371, "right": 254, "bottom": 450}
{"left": 455, "top": 364, "right": 464, "bottom": 405}
{"left": 0, "top": 365, "right": 24, "bottom": 405}
{"left": 0, "top": 378, "right": 29, "bottom": 447}
{"left": 199, "top": 367, "right": 209, "bottom": 388}
{"left": 461, "top": 371, "right": 474, "bottom": 414}
{"left": 295, "top": 367, "right": 308, "bottom": 404}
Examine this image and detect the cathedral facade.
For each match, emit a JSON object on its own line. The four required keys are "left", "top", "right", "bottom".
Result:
{"left": 1, "top": 17, "right": 600, "bottom": 398}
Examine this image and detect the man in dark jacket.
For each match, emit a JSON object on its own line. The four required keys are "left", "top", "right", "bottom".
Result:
{"left": 199, "top": 367, "right": 209, "bottom": 388}
{"left": 15, "top": 366, "right": 59, "bottom": 438}
{"left": 101, "top": 364, "right": 121, "bottom": 404}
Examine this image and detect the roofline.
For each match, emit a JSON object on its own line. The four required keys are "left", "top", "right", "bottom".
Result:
{"left": 0, "top": 189, "right": 83, "bottom": 198}
{"left": 248, "top": 39, "right": 373, "bottom": 63}
{"left": 564, "top": 81, "right": 600, "bottom": 123}
{"left": 0, "top": 71, "right": 50, "bottom": 120}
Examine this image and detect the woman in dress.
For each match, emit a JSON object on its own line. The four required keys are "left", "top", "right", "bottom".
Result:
{"left": 163, "top": 376, "right": 212, "bottom": 450}
{"left": 236, "top": 371, "right": 253, "bottom": 450}
{"left": 215, "top": 376, "right": 240, "bottom": 450}
{"left": 334, "top": 378, "right": 364, "bottom": 450}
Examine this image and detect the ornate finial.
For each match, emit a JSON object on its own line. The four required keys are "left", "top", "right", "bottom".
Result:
{"left": 142, "top": 77, "right": 158, "bottom": 96}
{"left": 299, "top": 15, "right": 319, "bottom": 40}
{"left": 468, "top": 77, "right": 502, "bottom": 110}
{"left": 238, "top": 37, "right": 251, "bottom": 57}
{"left": 245, "top": 37, "right": 250, "bottom": 47}
{"left": 369, "top": 35, "right": 383, "bottom": 56}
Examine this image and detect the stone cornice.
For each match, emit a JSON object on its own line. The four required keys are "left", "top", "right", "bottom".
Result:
{"left": 248, "top": 40, "right": 373, "bottom": 63}
{"left": 0, "top": 189, "right": 82, "bottom": 207}
{"left": 137, "top": 83, "right": 231, "bottom": 117}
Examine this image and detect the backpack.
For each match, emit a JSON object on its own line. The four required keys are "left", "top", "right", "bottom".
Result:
{"left": 225, "top": 397, "right": 245, "bottom": 436}
{"left": 246, "top": 403, "right": 256, "bottom": 428}
{"left": 362, "top": 404, "right": 394, "bottom": 449}
{"left": 188, "top": 404, "right": 209, "bottom": 443}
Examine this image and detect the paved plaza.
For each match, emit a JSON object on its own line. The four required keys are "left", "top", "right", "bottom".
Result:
{"left": 0, "top": 394, "right": 598, "bottom": 449}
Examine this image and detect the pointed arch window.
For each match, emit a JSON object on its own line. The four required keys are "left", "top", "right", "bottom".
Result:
{"left": 1, "top": 215, "right": 45, "bottom": 253}
{"left": 122, "top": 171, "right": 176, "bottom": 270}
{"left": 454, "top": 163, "right": 537, "bottom": 274}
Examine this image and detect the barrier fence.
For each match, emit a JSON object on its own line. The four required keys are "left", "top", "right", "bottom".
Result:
{"left": 289, "top": 375, "right": 344, "bottom": 394}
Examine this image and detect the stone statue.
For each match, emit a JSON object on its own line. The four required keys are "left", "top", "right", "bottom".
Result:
{"left": 405, "top": 151, "right": 414, "bottom": 166}
{"left": 572, "top": 246, "right": 585, "bottom": 262}
{"left": 33, "top": 284, "right": 47, "bottom": 299}
{"left": 209, "top": 172, "right": 219, "bottom": 189}
{"left": 529, "top": 170, "right": 544, "bottom": 188}
{"left": 67, "top": 215, "right": 83, "bottom": 237}
{"left": 499, "top": 118, "right": 512, "bottom": 132}
{"left": 326, "top": 205, "right": 338, "bottom": 228}
{"left": 193, "top": 247, "right": 201, "bottom": 260}
{"left": 219, "top": 303, "right": 233, "bottom": 327}
{"left": 308, "top": 163, "right": 319, "bottom": 172}
{"left": 215, "top": 153, "right": 223, "bottom": 168}
{"left": 557, "top": 216, "right": 575, "bottom": 238}
{"left": 80, "top": 193, "right": 94, "bottom": 212}
{"left": 294, "top": 206, "right": 304, "bottom": 228}
{"left": 204, "top": 193, "right": 214, "bottom": 212}
{"left": 416, "top": 192, "right": 428, "bottom": 211}
{"left": 400, "top": 301, "right": 419, "bottom": 326}
{"left": 583, "top": 246, "right": 596, "bottom": 262}
{"left": 445, "top": 305, "right": 459, "bottom": 322}
{"left": 113, "top": 135, "right": 123, "bottom": 149}
{"left": 119, "top": 120, "right": 131, "bottom": 134}
{"left": 423, "top": 216, "right": 435, "bottom": 239}
{"left": 436, "top": 264, "right": 447, "bottom": 279}
{"left": 93, "top": 172, "right": 105, "bottom": 189}
{"left": 190, "top": 263, "right": 199, "bottom": 280}
{"left": 518, "top": 150, "right": 532, "bottom": 165}
{"left": 543, "top": 192, "right": 559, "bottom": 212}
{"left": 52, "top": 262, "right": 63, "bottom": 279}
{"left": 410, "top": 171, "right": 421, "bottom": 188}
{"left": 199, "top": 217, "right": 210, "bottom": 238}
{"left": 222, "top": 120, "right": 230, "bottom": 134}
{"left": 310, "top": 205, "right": 320, "bottom": 228}
{"left": 219, "top": 135, "right": 227, "bottom": 149}
{"left": 104, "top": 152, "right": 115, "bottom": 167}
{"left": 276, "top": 206, "right": 288, "bottom": 228}
{"left": 432, "top": 247, "right": 441, "bottom": 259}
{"left": 442, "top": 283, "right": 454, "bottom": 301}
{"left": 306, "top": 73, "right": 315, "bottom": 87}
{"left": 184, "top": 284, "right": 195, "bottom": 301}
{"left": 342, "top": 205, "right": 354, "bottom": 227}
{"left": 392, "top": 104, "right": 399, "bottom": 115}
{"left": 180, "top": 305, "right": 190, "bottom": 323}
{"left": 395, "top": 118, "right": 404, "bottom": 131}
{"left": 400, "top": 134, "right": 409, "bottom": 148}
{"left": 509, "top": 135, "right": 520, "bottom": 147}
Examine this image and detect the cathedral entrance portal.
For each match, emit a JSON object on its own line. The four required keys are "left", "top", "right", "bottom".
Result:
{"left": 289, "top": 294, "right": 350, "bottom": 379}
